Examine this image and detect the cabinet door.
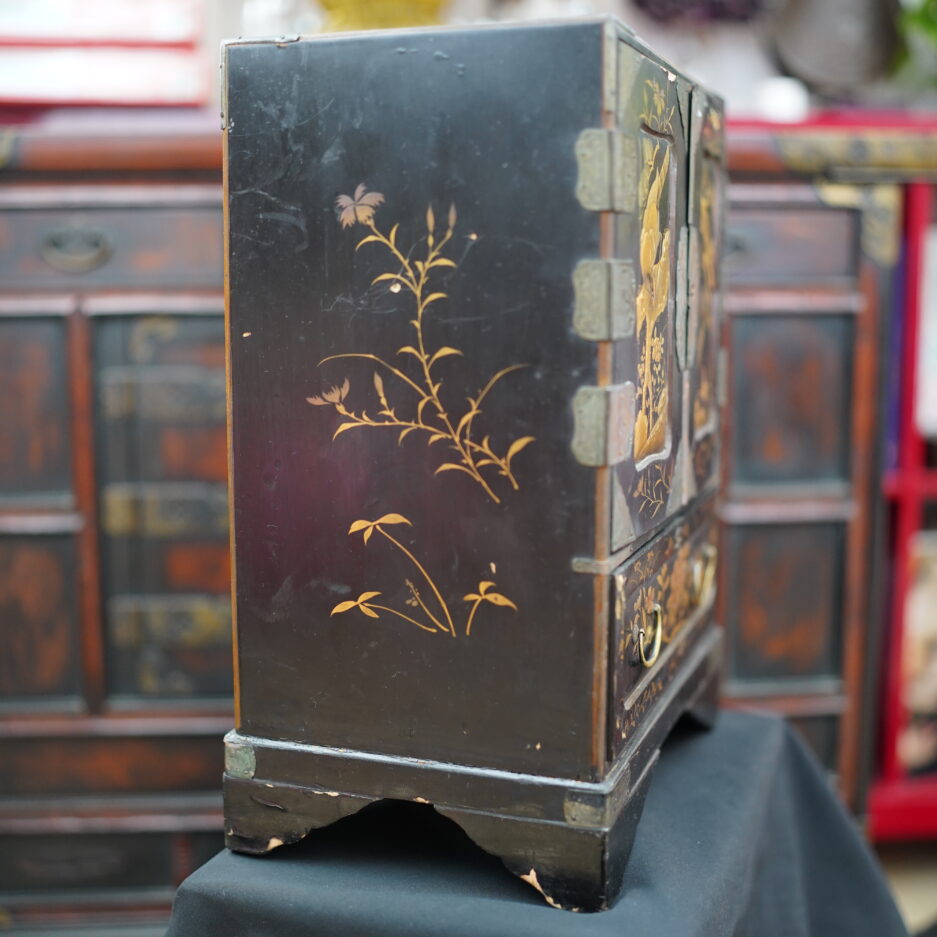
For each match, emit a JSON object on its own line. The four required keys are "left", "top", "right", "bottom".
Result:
{"left": 687, "top": 90, "right": 725, "bottom": 498}
{"left": 0, "top": 310, "right": 83, "bottom": 711}
{"left": 94, "top": 312, "right": 232, "bottom": 701}
{"left": 609, "top": 55, "right": 690, "bottom": 550}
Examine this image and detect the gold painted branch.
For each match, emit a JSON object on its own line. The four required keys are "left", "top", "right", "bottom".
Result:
{"left": 329, "top": 514, "right": 517, "bottom": 639}
{"left": 308, "top": 185, "right": 534, "bottom": 504}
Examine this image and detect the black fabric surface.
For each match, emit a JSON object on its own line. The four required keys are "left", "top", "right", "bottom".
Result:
{"left": 167, "top": 711, "right": 907, "bottom": 937}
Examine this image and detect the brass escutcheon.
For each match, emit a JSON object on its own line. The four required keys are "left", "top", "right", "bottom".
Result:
{"left": 638, "top": 603, "right": 663, "bottom": 668}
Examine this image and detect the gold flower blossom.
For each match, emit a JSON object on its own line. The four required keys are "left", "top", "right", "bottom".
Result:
{"left": 335, "top": 184, "right": 384, "bottom": 228}
{"left": 306, "top": 378, "right": 350, "bottom": 407}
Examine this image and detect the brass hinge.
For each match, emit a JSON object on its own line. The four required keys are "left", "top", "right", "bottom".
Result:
{"left": 573, "top": 259, "right": 635, "bottom": 341}
{"left": 571, "top": 382, "right": 636, "bottom": 467}
{"left": 575, "top": 130, "right": 637, "bottom": 213}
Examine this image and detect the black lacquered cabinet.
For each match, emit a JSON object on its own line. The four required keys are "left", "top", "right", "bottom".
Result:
{"left": 222, "top": 19, "right": 725, "bottom": 910}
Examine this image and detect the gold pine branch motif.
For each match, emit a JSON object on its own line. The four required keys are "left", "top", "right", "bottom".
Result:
{"left": 329, "top": 514, "right": 517, "bottom": 638}
{"left": 308, "top": 185, "right": 534, "bottom": 506}
{"left": 311, "top": 184, "right": 528, "bottom": 639}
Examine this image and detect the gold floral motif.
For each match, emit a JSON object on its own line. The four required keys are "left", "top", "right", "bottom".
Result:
{"left": 314, "top": 184, "right": 528, "bottom": 639}
{"left": 634, "top": 463, "right": 669, "bottom": 519}
{"left": 309, "top": 186, "right": 533, "bottom": 505}
{"left": 329, "top": 513, "right": 516, "bottom": 638}
{"left": 628, "top": 537, "right": 708, "bottom": 662}
{"left": 633, "top": 81, "right": 673, "bottom": 465}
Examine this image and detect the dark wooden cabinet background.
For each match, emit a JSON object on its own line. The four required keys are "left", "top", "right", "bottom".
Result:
{"left": 721, "top": 130, "right": 911, "bottom": 812}
{"left": 0, "top": 115, "right": 929, "bottom": 924}
{"left": 0, "top": 115, "right": 230, "bottom": 931}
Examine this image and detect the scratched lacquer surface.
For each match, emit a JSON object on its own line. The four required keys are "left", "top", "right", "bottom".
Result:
{"left": 225, "top": 25, "right": 603, "bottom": 778}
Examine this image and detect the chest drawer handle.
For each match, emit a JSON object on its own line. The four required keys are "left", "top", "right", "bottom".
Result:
{"left": 638, "top": 603, "right": 663, "bottom": 668}
{"left": 39, "top": 225, "right": 113, "bottom": 274}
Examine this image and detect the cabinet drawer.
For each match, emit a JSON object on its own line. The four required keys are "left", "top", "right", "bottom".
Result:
{"left": 0, "top": 831, "right": 173, "bottom": 895}
{"left": 610, "top": 495, "right": 718, "bottom": 758}
{"left": 0, "top": 193, "right": 222, "bottom": 292}
{"left": 725, "top": 201, "right": 859, "bottom": 287}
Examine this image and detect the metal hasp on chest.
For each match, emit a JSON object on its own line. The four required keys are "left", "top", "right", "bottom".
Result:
{"left": 221, "top": 18, "right": 725, "bottom": 911}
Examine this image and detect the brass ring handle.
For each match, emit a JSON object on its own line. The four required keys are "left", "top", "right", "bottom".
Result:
{"left": 692, "top": 544, "right": 718, "bottom": 607}
{"left": 638, "top": 603, "right": 663, "bottom": 669}
{"left": 39, "top": 225, "right": 112, "bottom": 274}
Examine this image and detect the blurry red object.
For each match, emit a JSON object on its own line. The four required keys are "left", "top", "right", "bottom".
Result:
{"left": 0, "top": 0, "right": 206, "bottom": 107}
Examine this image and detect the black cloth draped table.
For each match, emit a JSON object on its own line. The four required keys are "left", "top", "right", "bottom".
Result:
{"left": 167, "top": 711, "right": 907, "bottom": 937}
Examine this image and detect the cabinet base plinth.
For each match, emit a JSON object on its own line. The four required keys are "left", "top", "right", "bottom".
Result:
{"left": 224, "top": 628, "right": 722, "bottom": 911}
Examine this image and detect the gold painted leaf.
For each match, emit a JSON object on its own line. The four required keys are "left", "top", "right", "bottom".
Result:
{"left": 463, "top": 593, "right": 480, "bottom": 602}
{"left": 306, "top": 395, "right": 327, "bottom": 406}
{"left": 416, "top": 397, "right": 432, "bottom": 422}
{"left": 375, "top": 513, "right": 412, "bottom": 526}
{"left": 431, "top": 257, "right": 457, "bottom": 268}
{"left": 373, "top": 372, "right": 385, "bottom": 397}
{"left": 363, "top": 526, "right": 373, "bottom": 544}
{"left": 397, "top": 346, "right": 422, "bottom": 359}
{"left": 333, "top": 422, "right": 361, "bottom": 439}
{"left": 428, "top": 433, "right": 448, "bottom": 445}
{"left": 478, "top": 581, "right": 495, "bottom": 594}
{"left": 506, "top": 436, "right": 535, "bottom": 464}
{"left": 348, "top": 520, "right": 372, "bottom": 534}
{"left": 423, "top": 293, "right": 447, "bottom": 307}
{"left": 448, "top": 203, "right": 457, "bottom": 230}
{"left": 429, "top": 347, "right": 463, "bottom": 368}
{"left": 434, "top": 463, "right": 475, "bottom": 477}
{"left": 415, "top": 260, "right": 425, "bottom": 275}
{"left": 359, "top": 605, "right": 380, "bottom": 618}
{"left": 398, "top": 427, "right": 417, "bottom": 445}
{"left": 475, "top": 459, "right": 497, "bottom": 468}
{"left": 484, "top": 592, "right": 518, "bottom": 611}
{"left": 358, "top": 591, "right": 381, "bottom": 602}
{"left": 455, "top": 408, "right": 480, "bottom": 437}
{"left": 356, "top": 235, "right": 383, "bottom": 250}
{"left": 331, "top": 601, "right": 358, "bottom": 615}
{"left": 389, "top": 223, "right": 399, "bottom": 246}
{"left": 426, "top": 204, "right": 435, "bottom": 233}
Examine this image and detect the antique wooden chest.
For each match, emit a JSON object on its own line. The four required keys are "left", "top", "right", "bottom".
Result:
{"left": 222, "top": 19, "right": 724, "bottom": 910}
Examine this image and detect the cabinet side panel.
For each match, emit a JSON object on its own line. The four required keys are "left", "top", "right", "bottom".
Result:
{"left": 226, "top": 24, "right": 604, "bottom": 778}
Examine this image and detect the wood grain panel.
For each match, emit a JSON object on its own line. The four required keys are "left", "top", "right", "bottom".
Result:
{"left": 0, "top": 205, "right": 222, "bottom": 292}
{"left": 0, "top": 832, "right": 172, "bottom": 893}
{"left": 0, "top": 536, "right": 80, "bottom": 701}
{"left": 92, "top": 313, "right": 232, "bottom": 701}
{"left": 730, "top": 314, "right": 854, "bottom": 487}
{"left": 0, "top": 318, "right": 72, "bottom": 505}
{"left": 725, "top": 522, "right": 845, "bottom": 684}
{"left": 0, "top": 735, "right": 222, "bottom": 795}
{"left": 725, "top": 205, "right": 858, "bottom": 286}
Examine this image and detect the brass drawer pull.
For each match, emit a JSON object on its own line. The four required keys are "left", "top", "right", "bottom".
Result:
{"left": 39, "top": 224, "right": 112, "bottom": 274}
{"left": 638, "top": 603, "right": 662, "bottom": 668}
{"left": 692, "top": 544, "right": 718, "bottom": 607}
